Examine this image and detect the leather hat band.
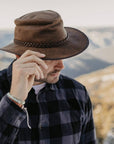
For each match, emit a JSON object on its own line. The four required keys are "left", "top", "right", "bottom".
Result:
{"left": 14, "top": 34, "right": 68, "bottom": 48}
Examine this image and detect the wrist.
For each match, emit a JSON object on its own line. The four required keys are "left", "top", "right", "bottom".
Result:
{"left": 7, "top": 92, "right": 25, "bottom": 108}
{"left": 9, "top": 98, "right": 23, "bottom": 108}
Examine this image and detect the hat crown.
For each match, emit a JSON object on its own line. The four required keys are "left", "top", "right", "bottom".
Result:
{"left": 15, "top": 10, "right": 60, "bottom": 25}
{"left": 14, "top": 10, "right": 67, "bottom": 43}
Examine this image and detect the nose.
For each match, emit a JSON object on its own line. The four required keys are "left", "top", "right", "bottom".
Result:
{"left": 55, "top": 60, "right": 64, "bottom": 70}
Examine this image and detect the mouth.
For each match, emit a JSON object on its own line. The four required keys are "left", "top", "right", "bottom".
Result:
{"left": 50, "top": 70, "right": 61, "bottom": 77}
{"left": 34, "top": 70, "right": 61, "bottom": 82}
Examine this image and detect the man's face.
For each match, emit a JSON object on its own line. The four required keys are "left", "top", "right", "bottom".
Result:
{"left": 35, "top": 59, "right": 64, "bottom": 84}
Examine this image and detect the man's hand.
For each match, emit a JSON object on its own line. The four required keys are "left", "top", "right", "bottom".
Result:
{"left": 10, "top": 50, "right": 48, "bottom": 102}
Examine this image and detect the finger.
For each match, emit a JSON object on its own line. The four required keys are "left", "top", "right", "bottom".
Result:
{"left": 20, "top": 50, "right": 46, "bottom": 59}
{"left": 35, "top": 64, "right": 44, "bottom": 80}
{"left": 28, "top": 74, "right": 36, "bottom": 86}
{"left": 19, "top": 55, "right": 48, "bottom": 70}
{"left": 18, "top": 62, "right": 39, "bottom": 68}
{"left": 23, "top": 67, "right": 41, "bottom": 80}
{"left": 19, "top": 63, "right": 44, "bottom": 79}
{"left": 13, "top": 61, "right": 45, "bottom": 80}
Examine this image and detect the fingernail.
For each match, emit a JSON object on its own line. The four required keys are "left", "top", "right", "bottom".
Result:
{"left": 41, "top": 53, "right": 46, "bottom": 57}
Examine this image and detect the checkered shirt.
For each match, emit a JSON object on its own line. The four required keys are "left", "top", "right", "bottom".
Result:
{"left": 0, "top": 62, "right": 97, "bottom": 144}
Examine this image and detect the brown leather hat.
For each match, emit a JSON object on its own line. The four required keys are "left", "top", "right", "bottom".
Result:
{"left": 0, "top": 10, "right": 89, "bottom": 60}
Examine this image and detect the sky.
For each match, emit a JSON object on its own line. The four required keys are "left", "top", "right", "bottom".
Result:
{"left": 0, "top": 0, "right": 114, "bottom": 29}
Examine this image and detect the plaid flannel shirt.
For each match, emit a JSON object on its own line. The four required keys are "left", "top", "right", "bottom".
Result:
{"left": 0, "top": 61, "right": 97, "bottom": 144}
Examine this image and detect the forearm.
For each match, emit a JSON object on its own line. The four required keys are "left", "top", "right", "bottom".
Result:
{"left": 0, "top": 94, "right": 26, "bottom": 143}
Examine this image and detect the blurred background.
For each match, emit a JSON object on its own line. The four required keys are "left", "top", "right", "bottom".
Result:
{"left": 0, "top": 0, "right": 114, "bottom": 143}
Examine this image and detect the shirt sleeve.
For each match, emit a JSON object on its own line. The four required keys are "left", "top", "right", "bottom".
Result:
{"left": 0, "top": 94, "right": 26, "bottom": 144}
{"left": 79, "top": 87, "right": 97, "bottom": 144}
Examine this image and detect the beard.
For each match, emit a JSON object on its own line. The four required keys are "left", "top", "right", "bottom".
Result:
{"left": 34, "top": 69, "right": 61, "bottom": 84}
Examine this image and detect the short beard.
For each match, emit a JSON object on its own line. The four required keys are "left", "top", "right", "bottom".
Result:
{"left": 34, "top": 69, "right": 61, "bottom": 84}
{"left": 34, "top": 77, "right": 46, "bottom": 83}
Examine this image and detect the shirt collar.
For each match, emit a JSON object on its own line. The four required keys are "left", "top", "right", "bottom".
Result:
{"left": 45, "top": 83, "right": 57, "bottom": 91}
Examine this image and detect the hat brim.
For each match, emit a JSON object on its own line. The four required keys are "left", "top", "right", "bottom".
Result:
{"left": 0, "top": 27, "right": 89, "bottom": 60}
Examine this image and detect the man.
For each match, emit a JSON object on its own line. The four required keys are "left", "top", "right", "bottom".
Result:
{"left": 0, "top": 10, "right": 96, "bottom": 144}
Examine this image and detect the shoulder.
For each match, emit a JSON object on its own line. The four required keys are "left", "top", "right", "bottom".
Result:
{"left": 59, "top": 75, "right": 93, "bottom": 113}
{"left": 59, "top": 74, "right": 90, "bottom": 103}
{"left": 59, "top": 74, "right": 85, "bottom": 89}
{"left": 0, "top": 68, "right": 9, "bottom": 99}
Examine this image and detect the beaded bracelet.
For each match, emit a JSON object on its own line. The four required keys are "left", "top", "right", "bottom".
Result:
{"left": 7, "top": 92, "right": 25, "bottom": 105}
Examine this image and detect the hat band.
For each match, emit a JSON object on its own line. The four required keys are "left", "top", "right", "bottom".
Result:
{"left": 14, "top": 35, "right": 68, "bottom": 48}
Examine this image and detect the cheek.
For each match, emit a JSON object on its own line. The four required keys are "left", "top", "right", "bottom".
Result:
{"left": 44, "top": 61, "right": 54, "bottom": 69}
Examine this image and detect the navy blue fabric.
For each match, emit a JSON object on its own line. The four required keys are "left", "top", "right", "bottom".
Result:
{"left": 0, "top": 61, "right": 97, "bottom": 144}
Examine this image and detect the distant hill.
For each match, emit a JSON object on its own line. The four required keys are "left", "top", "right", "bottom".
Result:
{"left": 0, "top": 27, "right": 114, "bottom": 77}
{"left": 76, "top": 65, "right": 114, "bottom": 143}
{"left": 85, "top": 27, "right": 114, "bottom": 63}
{"left": 61, "top": 53, "right": 111, "bottom": 78}
{"left": 0, "top": 30, "right": 13, "bottom": 47}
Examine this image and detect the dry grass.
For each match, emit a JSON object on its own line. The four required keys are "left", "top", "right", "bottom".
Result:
{"left": 76, "top": 65, "right": 114, "bottom": 141}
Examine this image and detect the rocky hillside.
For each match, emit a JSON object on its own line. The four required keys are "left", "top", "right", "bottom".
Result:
{"left": 62, "top": 27, "right": 114, "bottom": 78}
{"left": 76, "top": 65, "right": 114, "bottom": 143}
